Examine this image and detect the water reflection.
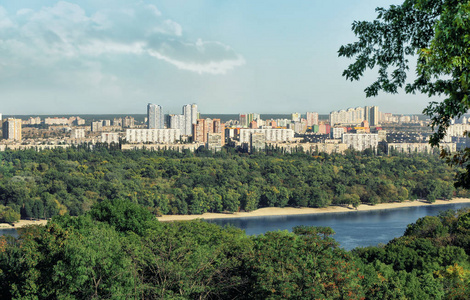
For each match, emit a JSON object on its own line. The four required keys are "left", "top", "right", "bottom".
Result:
{"left": 207, "top": 203, "right": 470, "bottom": 250}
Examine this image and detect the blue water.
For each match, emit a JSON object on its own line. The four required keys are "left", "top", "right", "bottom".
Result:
{"left": 2, "top": 203, "right": 470, "bottom": 250}
{"left": 207, "top": 203, "right": 470, "bottom": 250}
{"left": 0, "top": 228, "right": 18, "bottom": 238}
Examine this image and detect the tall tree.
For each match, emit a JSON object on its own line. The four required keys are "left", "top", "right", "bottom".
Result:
{"left": 339, "top": 0, "right": 470, "bottom": 186}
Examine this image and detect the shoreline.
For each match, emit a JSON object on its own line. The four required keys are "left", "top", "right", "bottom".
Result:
{"left": 157, "top": 198, "right": 470, "bottom": 222}
{"left": 0, "top": 219, "right": 47, "bottom": 229}
{"left": 2, "top": 198, "right": 470, "bottom": 228}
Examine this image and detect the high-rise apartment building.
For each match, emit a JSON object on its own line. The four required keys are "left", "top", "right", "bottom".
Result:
{"left": 364, "top": 106, "right": 379, "bottom": 126}
{"left": 239, "top": 113, "right": 260, "bottom": 127}
{"left": 182, "top": 104, "right": 197, "bottom": 136}
{"left": 329, "top": 107, "right": 364, "bottom": 125}
{"left": 169, "top": 114, "right": 185, "bottom": 133}
{"left": 123, "top": 116, "right": 135, "bottom": 128}
{"left": 193, "top": 119, "right": 207, "bottom": 143}
{"left": 91, "top": 121, "right": 103, "bottom": 132}
{"left": 147, "top": 103, "right": 164, "bottom": 129}
{"left": 193, "top": 118, "right": 226, "bottom": 145}
{"left": 2, "top": 118, "right": 22, "bottom": 141}
{"left": 291, "top": 113, "right": 301, "bottom": 122}
{"left": 370, "top": 106, "right": 379, "bottom": 126}
{"left": 306, "top": 112, "right": 319, "bottom": 126}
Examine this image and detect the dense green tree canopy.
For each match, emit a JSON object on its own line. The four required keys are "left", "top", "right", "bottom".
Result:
{"left": 1, "top": 199, "right": 470, "bottom": 299}
{"left": 339, "top": 0, "right": 470, "bottom": 186}
{"left": 0, "top": 147, "right": 465, "bottom": 219}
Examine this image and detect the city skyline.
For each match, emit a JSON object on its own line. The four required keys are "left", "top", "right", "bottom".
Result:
{"left": 0, "top": 0, "right": 438, "bottom": 115}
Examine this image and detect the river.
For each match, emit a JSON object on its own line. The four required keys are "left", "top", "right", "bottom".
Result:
{"left": 206, "top": 202, "right": 470, "bottom": 250}
{"left": 2, "top": 202, "right": 470, "bottom": 250}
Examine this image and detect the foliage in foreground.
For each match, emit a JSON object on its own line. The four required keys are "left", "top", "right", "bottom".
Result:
{"left": 0, "top": 147, "right": 466, "bottom": 218}
{"left": 1, "top": 200, "right": 470, "bottom": 299}
{"left": 339, "top": 0, "right": 470, "bottom": 188}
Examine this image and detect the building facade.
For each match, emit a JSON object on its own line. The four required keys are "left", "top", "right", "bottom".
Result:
{"left": 101, "top": 132, "right": 120, "bottom": 144}
{"left": 2, "top": 118, "right": 22, "bottom": 141}
{"left": 182, "top": 104, "right": 197, "bottom": 136}
{"left": 126, "top": 129, "right": 181, "bottom": 144}
{"left": 147, "top": 103, "right": 164, "bottom": 129}
{"left": 342, "top": 133, "right": 379, "bottom": 152}
{"left": 239, "top": 128, "right": 294, "bottom": 144}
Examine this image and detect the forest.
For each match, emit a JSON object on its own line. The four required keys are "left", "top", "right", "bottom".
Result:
{"left": 1, "top": 199, "right": 469, "bottom": 299}
{"left": 0, "top": 146, "right": 467, "bottom": 222}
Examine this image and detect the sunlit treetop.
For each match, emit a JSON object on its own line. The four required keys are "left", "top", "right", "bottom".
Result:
{"left": 339, "top": 0, "right": 470, "bottom": 147}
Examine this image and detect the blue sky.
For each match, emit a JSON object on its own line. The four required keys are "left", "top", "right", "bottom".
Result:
{"left": 0, "top": 0, "right": 434, "bottom": 115}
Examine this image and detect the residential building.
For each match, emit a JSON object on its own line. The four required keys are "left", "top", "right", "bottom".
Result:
{"left": 291, "top": 112, "right": 301, "bottom": 122}
{"left": 306, "top": 112, "right": 319, "bottom": 126}
{"left": 71, "top": 128, "right": 86, "bottom": 139}
{"left": 91, "top": 121, "right": 103, "bottom": 132}
{"left": 44, "top": 117, "right": 69, "bottom": 126}
{"left": 126, "top": 129, "right": 181, "bottom": 144}
{"left": 147, "top": 103, "right": 164, "bottom": 129}
{"left": 2, "top": 118, "right": 22, "bottom": 141}
{"left": 101, "top": 132, "right": 120, "bottom": 144}
{"left": 239, "top": 128, "right": 294, "bottom": 143}
{"left": 207, "top": 133, "right": 223, "bottom": 152}
{"left": 342, "top": 133, "right": 379, "bottom": 152}
{"left": 330, "top": 107, "right": 364, "bottom": 125}
{"left": 332, "top": 127, "right": 346, "bottom": 139}
{"left": 182, "top": 104, "right": 197, "bottom": 136}
{"left": 123, "top": 116, "right": 135, "bottom": 128}
{"left": 251, "top": 132, "right": 266, "bottom": 152}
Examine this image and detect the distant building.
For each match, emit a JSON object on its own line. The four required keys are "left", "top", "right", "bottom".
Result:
{"left": 168, "top": 114, "right": 185, "bottom": 132}
{"left": 207, "top": 133, "right": 223, "bottom": 152}
{"left": 318, "top": 124, "right": 331, "bottom": 135}
{"left": 251, "top": 132, "right": 266, "bottom": 152}
{"left": 330, "top": 107, "right": 364, "bottom": 126}
{"left": 22, "top": 117, "right": 41, "bottom": 125}
{"left": 239, "top": 128, "right": 294, "bottom": 144}
{"left": 387, "top": 143, "right": 456, "bottom": 154}
{"left": 342, "top": 133, "right": 379, "bottom": 152}
{"left": 113, "top": 118, "right": 122, "bottom": 127}
{"left": 91, "top": 121, "right": 103, "bottom": 132}
{"left": 291, "top": 112, "right": 301, "bottom": 122}
{"left": 71, "top": 128, "right": 86, "bottom": 139}
{"left": 147, "top": 103, "right": 164, "bottom": 129}
{"left": 193, "top": 119, "right": 207, "bottom": 143}
{"left": 101, "top": 132, "right": 120, "bottom": 144}
{"left": 123, "top": 116, "right": 135, "bottom": 128}
{"left": 364, "top": 106, "right": 380, "bottom": 126}
{"left": 182, "top": 104, "right": 197, "bottom": 136}
{"left": 193, "top": 118, "right": 226, "bottom": 145}
{"left": 44, "top": 117, "right": 69, "bottom": 126}
{"left": 126, "top": 129, "right": 181, "bottom": 144}
{"left": 2, "top": 118, "right": 22, "bottom": 141}
{"left": 239, "top": 113, "right": 259, "bottom": 128}
{"left": 306, "top": 112, "right": 319, "bottom": 126}
{"left": 331, "top": 127, "right": 346, "bottom": 139}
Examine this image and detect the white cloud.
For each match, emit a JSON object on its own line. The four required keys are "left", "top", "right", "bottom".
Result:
{"left": 149, "top": 49, "right": 246, "bottom": 75}
{"left": 0, "top": 1, "right": 245, "bottom": 77}
{"left": 0, "top": 7, "right": 14, "bottom": 29}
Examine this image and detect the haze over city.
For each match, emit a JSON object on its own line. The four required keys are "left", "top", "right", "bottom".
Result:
{"left": 1, "top": 0, "right": 437, "bottom": 115}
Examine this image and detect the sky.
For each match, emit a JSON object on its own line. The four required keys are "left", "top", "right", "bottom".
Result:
{"left": 0, "top": 0, "right": 437, "bottom": 115}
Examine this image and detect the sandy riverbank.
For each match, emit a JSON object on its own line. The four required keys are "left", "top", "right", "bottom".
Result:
{"left": 157, "top": 198, "right": 470, "bottom": 222}
{"left": 2, "top": 198, "right": 470, "bottom": 227}
{"left": 0, "top": 219, "right": 47, "bottom": 229}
